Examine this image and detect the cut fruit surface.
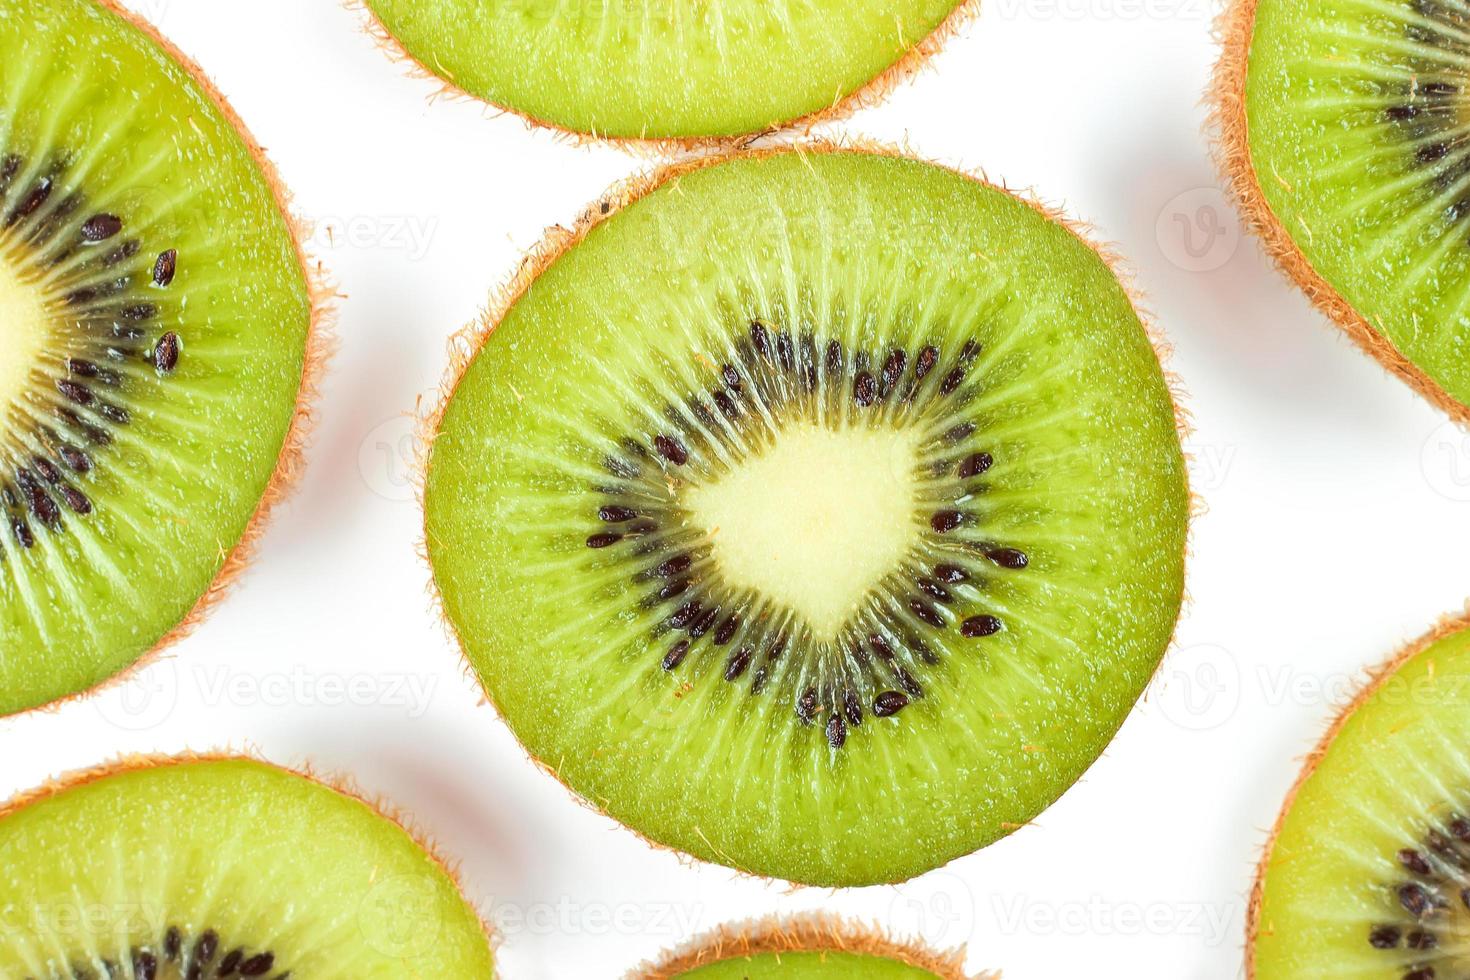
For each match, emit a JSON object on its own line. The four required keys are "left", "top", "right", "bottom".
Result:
{"left": 0, "top": 756, "right": 495, "bottom": 977}
{"left": 424, "top": 146, "right": 1190, "bottom": 887}
{"left": 0, "top": 0, "right": 320, "bottom": 715}
{"left": 1219, "top": 0, "right": 1470, "bottom": 419}
{"left": 631, "top": 916, "right": 989, "bottom": 980}
{"left": 1251, "top": 616, "right": 1470, "bottom": 980}
{"left": 363, "top": 0, "right": 971, "bottom": 141}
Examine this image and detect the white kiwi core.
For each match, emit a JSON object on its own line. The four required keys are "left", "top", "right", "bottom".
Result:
{"left": 683, "top": 422, "right": 923, "bottom": 640}
{"left": 0, "top": 252, "right": 48, "bottom": 423}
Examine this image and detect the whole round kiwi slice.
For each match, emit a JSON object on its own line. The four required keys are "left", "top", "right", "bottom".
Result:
{"left": 1215, "top": 0, "right": 1470, "bottom": 421}
{"left": 423, "top": 144, "right": 1191, "bottom": 886}
{"left": 0, "top": 755, "right": 495, "bottom": 976}
{"left": 1250, "top": 615, "right": 1470, "bottom": 979}
{"left": 0, "top": 0, "right": 327, "bottom": 715}
{"left": 361, "top": 0, "right": 975, "bottom": 142}
{"left": 631, "top": 915, "right": 993, "bottom": 979}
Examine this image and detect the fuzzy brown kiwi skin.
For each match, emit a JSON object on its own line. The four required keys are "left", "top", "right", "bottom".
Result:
{"left": 416, "top": 136, "right": 1198, "bottom": 880}
{"left": 12, "top": 0, "right": 337, "bottom": 720}
{"left": 1244, "top": 608, "right": 1470, "bottom": 978}
{"left": 0, "top": 751, "right": 498, "bottom": 957}
{"left": 627, "top": 913, "right": 994, "bottom": 980}
{"left": 1209, "top": 0, "right": 1470, "bottom": 426}
{"left": 349, "top": 0, "right": 982, "bottom": 154}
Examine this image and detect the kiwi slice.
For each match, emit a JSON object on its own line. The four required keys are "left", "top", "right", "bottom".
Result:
{"left": 1215, "top": 0, "right": 1470, "bottom": 420}
{"left": 631, "top": 916, "right": 993, "bottom": 979}
{"left": 360, "top": 0, "right": 975, "bottom": 142}
{"left": 0, "top": 755, "right": 495, "bottom": 977}
{"left": 423, "top": 144, "right": 1190, "bottom": 886}
{"left": 1249, "top": 615, "right": 1470, "bottom": 980}
{"left": 0, "top": 0, "right": 326, "bottom": 715}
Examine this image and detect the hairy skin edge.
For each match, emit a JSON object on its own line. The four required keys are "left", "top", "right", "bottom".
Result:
{"left": 1209, "top": 0, "right": 1470, "bottom": 425}
{"left": 413, "top": 137, "right": 1198, "bottom": 882}
{"left": 347, "top": 0, "right": 982, "bottom": 155}
{"left": 15, "top": 0, "right": 339, "bottom": 720}
{"left": 0, "top": 750, "right": 499, "bottom": 960}
{"left": 627, "top": 913, "right": 995, "bottom": 980}
{"left": 1244, "top": 608, "right": 1470, "bottom": 979}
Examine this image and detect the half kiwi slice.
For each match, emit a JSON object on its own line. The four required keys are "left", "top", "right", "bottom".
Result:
{"left": 423, "top": 144, "right": 1191, "bottom": 886}
{"left": 1250, "top": 615, "right": 1470, "bottom": 980}
{"left": 631, "top": 916, "right": 993, "bottom": 979}
{"left": 0, "top": 0, "right": 326, "bottom": 715}
{"left": 360, "top": 0, "right": 974, "bottom": 143}
{"left": 0, "top": 755, "right": 495, "bottom": 977}
{"left": 1215, "top": 0, "right": 1470, "bottom": 421}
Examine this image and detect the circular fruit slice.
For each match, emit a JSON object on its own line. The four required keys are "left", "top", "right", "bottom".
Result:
{"left": 1216, "top": 0, "right": 1470, "bottom": 421}
{"left": 424, "top": 144, "right": 1190, "bottom": 887}
{"left": 631, "top": 916, "right": 992, "bottom": 979}
{"left": 0, "top": 0, "right": 326, "bottom": 715}
{"left": 361, "top": 0, "right": 974, "bottom": 142}
{"left": 0, "top": 755, "right": 494, "bottom": 976}
{"left": 1251, "top": 615, "right": 1470, "bottom": 980}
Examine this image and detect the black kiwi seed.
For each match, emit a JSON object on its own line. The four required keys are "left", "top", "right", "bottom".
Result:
{"left": 1370, "top": 925, "right": 1402, "bottom": 949}
{"left": 961, "top": 615, "right": 1002, "bottom": 638}
{"left": 825, "top": 339, "right": 843, "bottom": 375}
{"left": 749, "top": 320, "right": 771, "bottom": 358}
{"left": 907, "top": 598, "right": 945, "bottom": 629}
{"left": 586, "top": 532, "right": 621, "bottom": 549}
{"left": 724, "top": 646, "right": 753, "bottom": 681}
{"left": 1406, "top": 930, "right": 1436, "bottom": 951}
{"left": 986, "top": 547, "right": 1029, "bottom": 569}
{"left": 713, "top": 615, "right": 740, "bottom": 645}
{"left": 930, "top": 510, "right": 964, "bottom": 533}
{"left": 654, "top": 434, "right": 688, "bottom": 465}
{"left": 79, "top": 212, "right": 122, "bottom": 241}
{"left": 914, "top": 344, "right": 939, "bottom": 379}
{"left": 873, "top": 691, "right": 909, "bottom": 717}
{"left": 153, "top": 332, "right": 181, "bottom": 373}
{"left": 662, "top": 640, "right": 691, "bottom": 671}
{"left": 826, "top": 712, "right": 847, "bottom": 749}
{"left": 1399, "top": 882, "right": 1433, "bottom": 917}
{"left": 796, "top": 688, "right": 819, "bottom": 724}
{"left": 1399, "top": 848, "right": 1432, "bottom": 875}
{"left": 164, "top": 928, "right": 181, "bottom": 961}
{"left": 599, "top": 505, "right": 638, "bottom": 523}
{"left": 240, "top": 953, "right": 276, "bottom": 975}
{"left": 934, "top": 563, "right": 969, "bottom": 584}
{"left": 880, "top": 348, "right": 906, "bottom": 395}
{"left": 958, "top": 451, "right": 993, "bottom": 478}
{"left": 853, "top": 371, "right": 877, "bottom": 406}
{"left": 917, "top": 577, "right": 952, "bottom": 603}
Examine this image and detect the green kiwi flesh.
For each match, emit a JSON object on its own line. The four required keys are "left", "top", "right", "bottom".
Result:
{"left": 363, "top": 0, "right": 968, "bottom": 140}
{"left": 424, "top": 147, "right": 1190, "bottom": 887}
{"left": 0, "top": 0, "right": 315, "bottom": 714}
{"left": 0, "top": 757, "right": 494, "bottom": 977}
{"left": 1233, "top": 0, "right": 1470, "bottom": 415}
{"left": 1251, "top": 619, "right": 1470, "bottom": 980}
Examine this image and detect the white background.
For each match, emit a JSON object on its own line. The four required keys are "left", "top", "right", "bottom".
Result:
{"left": 8, "top": 1, "right": 1470, "bottom": 977}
